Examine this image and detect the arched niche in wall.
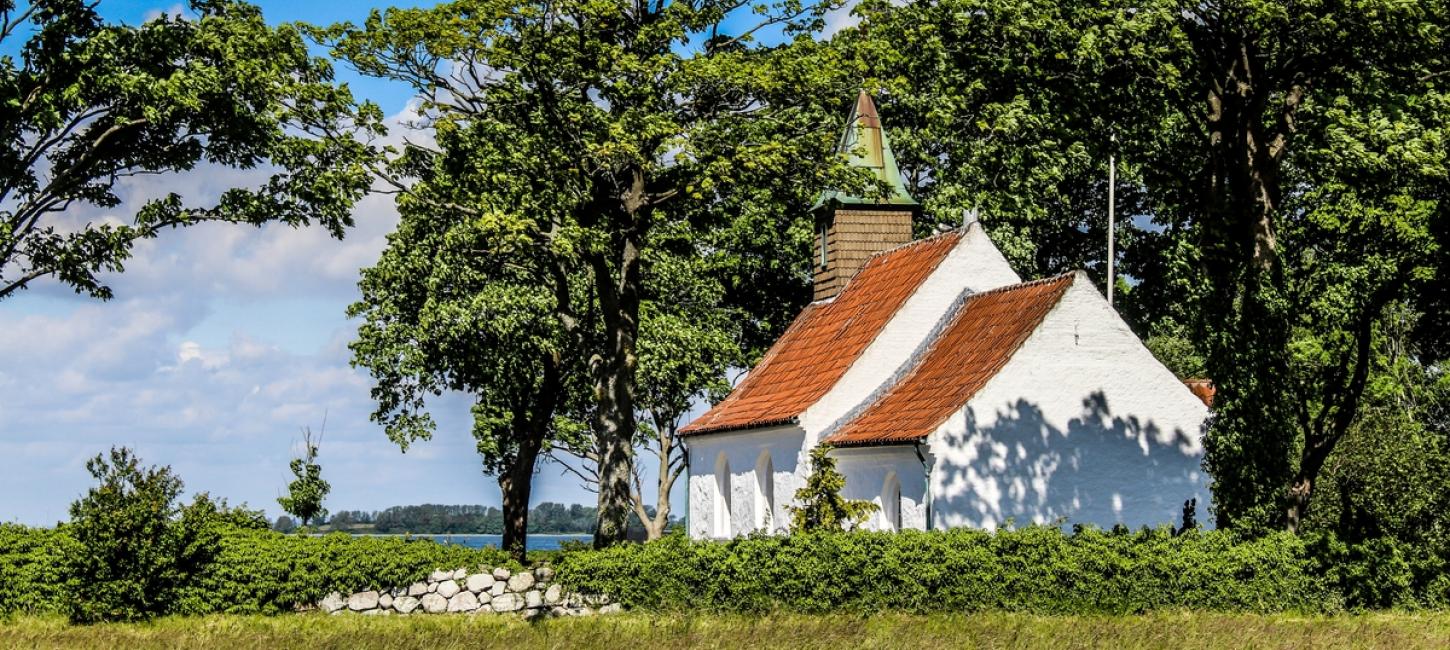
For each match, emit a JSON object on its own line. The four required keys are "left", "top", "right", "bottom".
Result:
{"left": 714, "top": 452, "right": 732, "bottom": 538}
{"left": 882, "top": 471, "right": 902, "bottom": 532}
{"left": 754, "top": 450, "right": 774, "bottom": 532}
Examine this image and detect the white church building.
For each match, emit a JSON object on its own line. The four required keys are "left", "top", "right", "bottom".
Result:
{"left": 680, "top": 92, "right": 1212, "bottom": 538}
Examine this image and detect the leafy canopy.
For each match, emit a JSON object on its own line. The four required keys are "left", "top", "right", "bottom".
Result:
{"left": 0, "top": 0, "right": 381, "bottom": 302}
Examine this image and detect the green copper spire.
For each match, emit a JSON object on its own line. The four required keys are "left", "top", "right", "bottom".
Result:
{"left": 815, "top": 90, "right": 918, "bottom": 209}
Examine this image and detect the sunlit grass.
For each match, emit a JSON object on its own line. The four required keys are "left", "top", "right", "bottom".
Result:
{"left": 3, "top": 611, "right": 1449, "bottom": 649}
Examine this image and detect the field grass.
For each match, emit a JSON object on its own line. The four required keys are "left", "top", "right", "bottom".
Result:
{"left": 4, "top": 611, "right": 1450, "bottom": 650}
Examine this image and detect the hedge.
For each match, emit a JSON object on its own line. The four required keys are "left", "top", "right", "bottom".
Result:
{"left": 0, "top": 524, "right": 510, "bottom": 616}
{"left": 8, "top": 522, "right": 1445, "bottom": 618}
{"left": 556, "top": 527, "right": 1410, "bottom": 615}
{"left": 0, "top": 524, "right": 76, "bottom": 616}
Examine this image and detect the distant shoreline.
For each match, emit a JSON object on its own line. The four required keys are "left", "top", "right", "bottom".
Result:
{"left": 312, "top": 532, "right": 594, "bottom": 537}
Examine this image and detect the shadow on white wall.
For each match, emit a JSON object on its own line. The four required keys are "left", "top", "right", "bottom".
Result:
{"left": 934, "top": 391, "right": 1206, "bottom": 531}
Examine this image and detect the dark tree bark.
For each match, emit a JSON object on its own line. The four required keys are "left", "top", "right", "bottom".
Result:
{"left": 589, "top": 179, "right": 645, "bottom": 548}
{"left": 497, "top": 350, "right": 563, "bottom": 562}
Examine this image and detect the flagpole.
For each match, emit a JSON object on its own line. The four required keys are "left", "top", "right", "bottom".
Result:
{"left": 1107, "top": 135, "right": 1116, "bottom": 307}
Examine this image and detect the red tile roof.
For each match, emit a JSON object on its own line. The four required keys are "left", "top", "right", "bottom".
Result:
{"left": 1183, "top": 379, "right": 1215, "bottom": 407}
{"left": 824, "top": 273, "right": 1075, "bottom": 447}
{"left": 680, "top": 231, "right": 965, "bottom": 435}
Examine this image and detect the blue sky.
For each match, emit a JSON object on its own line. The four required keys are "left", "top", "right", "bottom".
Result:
{"left": 0, "top": 1, "right": 861, "bottom": 526}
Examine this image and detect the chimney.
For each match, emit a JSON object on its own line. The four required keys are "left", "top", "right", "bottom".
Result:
{"left": 812, "top": 91, "right": 919, "bottom": 301}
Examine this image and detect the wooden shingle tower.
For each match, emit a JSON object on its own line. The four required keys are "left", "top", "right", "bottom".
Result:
{"left": 812, "top": 91, "right": 920, "bottom": 302}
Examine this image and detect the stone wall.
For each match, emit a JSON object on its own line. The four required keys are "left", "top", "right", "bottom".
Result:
{"left": 317, "top": 565, "right": 618, "bottom": 618}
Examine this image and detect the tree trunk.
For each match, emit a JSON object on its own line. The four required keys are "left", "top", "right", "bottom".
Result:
{"left": 590, "top": 173, "right": 648, "bottom": 548}
{"left": 498, "top": 462, "right": 533, "bottom": 564}
{"left": 498, "top": 351, "right": 561, "bottom": 563}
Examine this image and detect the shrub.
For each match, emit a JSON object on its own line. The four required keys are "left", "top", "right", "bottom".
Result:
{"left": 557, "top": 526, "right": 1340, "bottom": 614}
{"left": 63, "top": 448, "right": 223, "bottom": 623}
{"left": 1307, "top": 533, "right": 1450, "bottom": 611}
{"left": 789, "top": 445, "right": 878, "bottom": 532}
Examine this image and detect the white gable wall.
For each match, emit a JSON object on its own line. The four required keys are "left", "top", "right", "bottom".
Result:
{"left": 801, "top": 224, "right": 1022, "bottom": 440}
{"left": 926, "top": 272, "right": 1210, "bottom": 531}
{"left": 686, "top": 424, "right": 804, "bottom": 539}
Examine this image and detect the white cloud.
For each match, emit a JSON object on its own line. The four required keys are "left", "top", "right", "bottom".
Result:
{"left": 0, "top": 95, "right": 658, "bottom": 528}
{"left": 822, "top": 1, "right": 863, "bottom": 38}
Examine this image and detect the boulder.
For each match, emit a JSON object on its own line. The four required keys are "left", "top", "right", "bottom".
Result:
{"left": 436, "top": 579, "right": 461, "bottom": 599}
{"left": 319, "top": 592, "right": 347, "bottom": 614}
{"left": 447, "top": 590, "right": 481, "bottom": 613}
{"left": 347, "top": 591, "right": 380, "bottom": 611}
{"left": 490, "top": 592, "right": 522, "bottom": 612}
{"left": 428, "top": 582, "right": 439, "bottom": 593}
{"left": 524, "top": 590, "right": 543, "bottom": 609}
{"left": 379, "top": 593, "right": 394, "bottom": 610}
{"left": 407, "top": 582, "right": 429, "bottom": 597}
{"left": 465, "top": 573, "right": 495, "bottom": 593}
{"left": 430, "top": 569, "right": 453, "bottom": 582}
{"left": 452, "top": 568, "right": 468, "bottom": 580}
{"left": 544, "top": 584, "right": 563, "bottom": 605}
{"left": 536, "top": 567, "right": 555, "bottom": 582}
{"left": 491, "top": 567, "right": 511, "bottom": 581}
{"left": 506, "top": 571, "right": 535, "bottom": 592}
{"left": 393, "top": 596, "right": 420, "bottom": 614}
{"left": 421, "top": 592, "right": 448, "bottom": 614}
{"left": 600, "top": 603, "right": 623, "bottom": 615}
{"left": 490, "top": 581, "right": 506, "bottom": 597}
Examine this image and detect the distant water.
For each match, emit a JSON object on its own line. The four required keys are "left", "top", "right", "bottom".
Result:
{"left": 424, "top": 533, "right": 592, "bottom": 551}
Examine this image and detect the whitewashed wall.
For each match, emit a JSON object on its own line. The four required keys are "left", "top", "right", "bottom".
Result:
{"left": 833, "top": 445, "right": 929, "bottom": 531}
{"left": 927, "top": 272, "right": 1211, "bottom": 531}
{"left": 686, "top": 425, "right": 804, "bottom": 539}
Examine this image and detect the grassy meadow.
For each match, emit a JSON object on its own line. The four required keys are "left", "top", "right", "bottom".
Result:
{"left": 4, "top": 611, "right": 1450, "bottom": 650}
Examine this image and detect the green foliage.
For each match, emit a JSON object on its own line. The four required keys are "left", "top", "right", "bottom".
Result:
{"left": 0, "top": 524, "right": 76, "bottom": 616}
{"left": 277, "top": 427, "right": 330, "bottom": 529}
{"left": 1144, "top": 318, "right": 1208, "bottom": 379}
{"left": 325, "top": 0, "right": 862, "bottom": 544}
{"left": 0, "top": 0, "right": 381, "bottom": 302}
{"left": 557, "top": 527, "right": 1337, "bottom": 614}
{"left": 847, "top": 0, "right": 1450, "bottom": 535}
{"left": 174, "top": 528, "right": 511, "bottom": 615}
{"left": 787, "top": 446, "right": 879, "bottom": 532}
{"left": 62, "top": 448, "right": 222, "bottom": 623}
{"left": 1, "top": 524, "right": 511, "bottom": 617}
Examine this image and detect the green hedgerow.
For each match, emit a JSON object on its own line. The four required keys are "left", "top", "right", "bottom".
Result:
{"left": 557, "top": 527, "right": 1341, "bottom": 615}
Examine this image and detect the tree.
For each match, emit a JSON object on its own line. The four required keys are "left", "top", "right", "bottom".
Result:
{"left": 1127, "top": 0, "right": 1450, "bottom": 533}
{"left": 551, "top": 234, "right": 741, "bottom": 541}
{"left": 324, "top": 0, "right": 857, "bottom": 546}
{"left": 1303, "top": 307, "right": 1450, "bottom": 550}
{"left": 277, "top": 423, "right": 330, "bottom": 529}
{"left": 788, "top": 444, "right": 878, "bottom": 532}
{"left": 0, "top": 0, "right": 380, "bottom": 303}
{"left": 850, "top": 0, "right": 1450, "bottom": 534}
{"left": 348, "top": 188, "right": 576, "bottom": 561}
{"left": 64, "top": 447, "right": 220, "bottom": 623}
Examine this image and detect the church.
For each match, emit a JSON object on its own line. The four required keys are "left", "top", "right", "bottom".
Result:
{"left": 680, "top": 92, "right": 1212, "bottom": 538}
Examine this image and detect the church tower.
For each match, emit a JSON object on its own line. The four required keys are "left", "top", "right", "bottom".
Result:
{"left": 812, "top": 91, "right": 920, "bottom": 301}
